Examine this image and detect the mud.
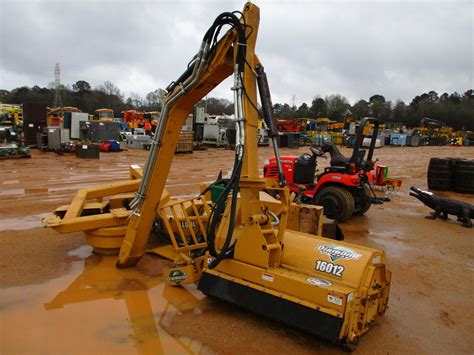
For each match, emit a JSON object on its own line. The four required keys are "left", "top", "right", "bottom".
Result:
{"left": 1, "top": 146, "right": 473, "bottom": 354}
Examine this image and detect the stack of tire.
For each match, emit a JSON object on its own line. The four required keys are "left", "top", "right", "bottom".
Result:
{"left": 428, "top": 157, "right": 474, "bottom": 194}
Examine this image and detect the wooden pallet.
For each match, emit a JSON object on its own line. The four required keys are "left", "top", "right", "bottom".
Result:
{"left": 176, "top": 131, "right": 194, "bottom": 153}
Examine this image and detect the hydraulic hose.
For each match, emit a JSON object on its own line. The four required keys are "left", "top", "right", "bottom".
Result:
{"left": 131, "top": 12, "right": 246, "bottom": 211}
{"left": 130, "top": 10, "right": 248, "bottom": 270}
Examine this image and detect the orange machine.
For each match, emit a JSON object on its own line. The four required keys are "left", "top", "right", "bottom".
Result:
{"left": 94, "top": 108, "right": 114, "bottom": 121}
{"left": 122, "top": 110, "right": 145, "bottom": 129}
{"left": 276, "top": 118, "right": 305, "bottom": 132}
{"left": 47, "top": 106, "right": 80, "bottom": 126}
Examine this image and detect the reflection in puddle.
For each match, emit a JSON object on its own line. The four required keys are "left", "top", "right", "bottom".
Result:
{"left": 0, "top": 212, "right": 51, "bottom": 231}
{"left": 0, "top": 188, "right": 24, "bottom": 196}
{"left": 1, "top": 255, "right": 214, "bottom": 354}
{"left": 68, "top": 245, "right": 93, "bottom": 259}
{"left": 368, "top": 231, "right": 415, "bottom": 258}
{"left": 2, "top": 180, "right": 20, "bottom": 184}
{"left": 24, "top": 188, "right": 50, "bottom": 194}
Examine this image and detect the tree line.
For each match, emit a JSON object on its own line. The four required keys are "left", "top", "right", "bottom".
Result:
{"left": 273, "top": 91, "right": 473, "bottom": 131}
{"left": 0, "top": 81, "right": 472, "bottom": 130}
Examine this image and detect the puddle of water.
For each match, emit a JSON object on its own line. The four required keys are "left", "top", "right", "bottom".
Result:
{"left": 24, "top": 188, "right": 50, "bottom": 194}
{"left": 0, "top": 188, "right": 24, "bottom": 196}
{"left": 2, "top": 180, "right": 20, "bottom": 184}
{"left": 0, "top": 212, "right": 51, "bottom": 231}
{"left": 368, "top": 231, "right": 415, "bottom": 258}
{"left": 1, "top": 255, "right": 213, "bottom": 354}
{"left": 68, "top": 245, "right": 93, "bottom": 259}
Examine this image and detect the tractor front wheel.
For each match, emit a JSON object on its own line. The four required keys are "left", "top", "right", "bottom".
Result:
{"left": 314, "top": 186, "right": 355, "bottom": 222}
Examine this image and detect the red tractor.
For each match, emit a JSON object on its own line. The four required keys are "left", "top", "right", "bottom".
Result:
{"left": 264, "top": 117, "right": 388, "bottom": 222}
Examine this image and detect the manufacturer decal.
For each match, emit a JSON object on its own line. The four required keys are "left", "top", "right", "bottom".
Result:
{"left": 316, "top": 244, "right": 362, "bottom": 262}
{"left": 262, "top": 273, "right": 274, "bottom": 282}
{"left": 331, "top": 176, "right": 342, "bottom": 180}
{"left": 307, "top": 277, "right": 332, "bottom": 287}
{"left": 180, "top": 221, "right": 197, "bottom": 228}
{"left": 327, "top": 292, "right": 344, "bottom": 306}
{"left": 315, "top": 260, "right": 345, "bottom": 277}
{"left": 167, "top": 269, "right": 188, "bottom": 285}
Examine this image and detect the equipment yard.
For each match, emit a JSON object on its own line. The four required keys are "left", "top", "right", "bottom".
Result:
{"left": 1, "top": 145, "right": 473, "bottom": 354}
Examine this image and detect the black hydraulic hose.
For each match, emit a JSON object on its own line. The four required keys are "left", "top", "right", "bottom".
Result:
{"left": 167, "top": 12, "right": 244, "bottom": 93}
{"left": 201, "top": 11, "right": 247, "bottom": 269}
{"left": 162, "top": 10, "right": 248, "bottom": 269}
{"left": 206, "top": 153, "right": 242, "bottom": 258}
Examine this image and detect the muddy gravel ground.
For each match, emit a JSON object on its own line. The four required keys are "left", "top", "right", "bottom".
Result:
{"left": 1, "top": 146, "right": 473, "bottom": 354}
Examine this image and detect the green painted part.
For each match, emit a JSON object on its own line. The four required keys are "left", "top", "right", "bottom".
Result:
{"left": 210, "top": 183, "right": 227, "bottom": 203}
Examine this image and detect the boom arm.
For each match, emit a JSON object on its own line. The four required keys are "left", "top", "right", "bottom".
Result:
{"left": 117, "top": 3, "right": 267, "bottom": 267}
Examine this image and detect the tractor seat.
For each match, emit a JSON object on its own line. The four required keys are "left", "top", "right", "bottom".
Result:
{"left": 321, "top": 141, "right": 350, "bottom": 168}
{"left": 330, "top": 155, "right": 350, "bottom": 168}
{"left": 324, "top": 166, "right": 347, "bottom": 174}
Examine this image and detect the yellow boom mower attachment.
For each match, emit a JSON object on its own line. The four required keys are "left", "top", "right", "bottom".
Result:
{"left": 44, "top": 3, "right": 391, "bottom": 349}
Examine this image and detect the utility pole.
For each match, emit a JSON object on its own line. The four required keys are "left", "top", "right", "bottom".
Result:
{"left": 291, "top": 94, "right": 296, "bottom": 109}
{"left": 53, "top": 63, "right": 63, "bottom": 108}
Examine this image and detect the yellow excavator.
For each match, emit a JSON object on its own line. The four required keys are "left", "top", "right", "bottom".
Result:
{"left": 44, "top": 3, "right": 391, "bottom": 349}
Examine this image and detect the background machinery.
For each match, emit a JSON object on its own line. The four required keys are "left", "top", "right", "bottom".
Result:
{"left": 264, "top": 118, "right": 388, "bottom": 222}
{"left": 94, "top": 108, "right": 114, "bottom": 121}
{"left": 44, "top": 3, "right": 391, "bottom": 349}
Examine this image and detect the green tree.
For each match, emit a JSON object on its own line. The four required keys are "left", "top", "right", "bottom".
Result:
{"left": 392, "top": 100, "right": 407, "bottom": 123}
{"left": 296, "top": 102, "right": 310, "bottom": 117}
{"left": 325, "top": 94, "right": 349, "bottom": 120}
{"left": 145, "top": 88, "right": 167, "bottom": 110}
{"left": 205, "top": 97, "right": 233, "bottom": 115}
{"left": 280, "top": 103, "right": 293, "bottom": 119}
{"left": 369, "top": 94, "right": 386, "bottom": 104}
{"left": 0, "top": 89, "right": 9, "bottom": 101}
{"left": 310, "top": 97, "right": 327, "bottom": 118}
{"left": 351, "top": 99, "right": 369, "bottom": 119}
{"left": 72, "top": 80, "right": 91, "bottom": 93}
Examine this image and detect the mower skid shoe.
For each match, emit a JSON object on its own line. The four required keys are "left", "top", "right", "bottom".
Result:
{"left": 198, "top": 272, "right": 345, "bottom": 346}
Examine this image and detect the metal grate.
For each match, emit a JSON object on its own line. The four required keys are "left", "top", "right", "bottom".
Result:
{"left": 158, "top": 196, "right": 211, "bottom": 252}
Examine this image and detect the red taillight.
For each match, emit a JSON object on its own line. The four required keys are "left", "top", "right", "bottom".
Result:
{"left": 350, "top": 163, "right": 356, "bottom": 174}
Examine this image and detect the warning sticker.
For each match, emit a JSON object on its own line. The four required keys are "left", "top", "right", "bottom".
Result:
{"left": 262, "top": 273, "right": 274, "bottom": 282}
{"left": 327, "top": 292, "right": 344, "bottom": 306}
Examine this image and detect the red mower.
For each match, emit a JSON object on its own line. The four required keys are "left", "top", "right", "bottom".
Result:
{"left": 264, "top": 117, "right": 389, "bottom": 222}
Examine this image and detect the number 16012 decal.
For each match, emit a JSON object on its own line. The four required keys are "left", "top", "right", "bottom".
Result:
{"left": 315, "top": 260, "right": 345, "bottom": 277}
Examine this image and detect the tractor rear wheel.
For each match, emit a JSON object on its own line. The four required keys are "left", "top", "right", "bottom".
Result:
{"left": 314, "top": 186, "right": 355, "bottom": 222}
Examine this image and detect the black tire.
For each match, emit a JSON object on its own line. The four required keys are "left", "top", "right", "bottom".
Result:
{"left": 453, "top": 159, "right": 474, "bottom": 194}
{"left": 314, "top": 186, "right": 355, "bottom": 223}
{"left": 353, "top": 183, "right": 371, "bottom": 216}
{"left": 427, "top": 158, "right": 454, "bottom": 191}
{"left": 353, "top": 200, "right": 371, "bottom": 216}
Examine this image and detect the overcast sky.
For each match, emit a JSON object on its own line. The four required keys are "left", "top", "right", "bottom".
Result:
{"left": 1, "top": 0, "right": 472, "bottom": 106}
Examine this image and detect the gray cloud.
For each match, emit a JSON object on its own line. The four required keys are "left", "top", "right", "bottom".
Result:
{"left": 1, "top": 0, "right": 472, "bottom": 105}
